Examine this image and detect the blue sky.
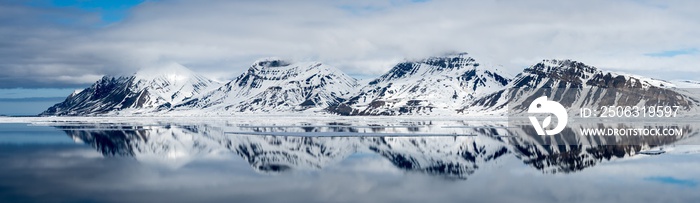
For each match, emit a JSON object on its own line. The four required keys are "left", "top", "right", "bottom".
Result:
{"left": 27, "top": 0, "right": 145, "bottom": 24}
{"left": 646, "top": 48, "right": 699, "bottom": 58}
{"left": 339, "top": 0, "right": 429, "bottom": 14}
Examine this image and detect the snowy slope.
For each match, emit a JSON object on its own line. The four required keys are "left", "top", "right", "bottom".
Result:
{"left": 169, "top": 59, "right": 358, "bottom": 114}
{"left": 328, "top": 52, "right": 511, "bottom": 116}
{"left": 41, "top": 63, "right": 218, "bottom": 116}
{"left": 672, "top": 80, "right": 700, "bottom": 88}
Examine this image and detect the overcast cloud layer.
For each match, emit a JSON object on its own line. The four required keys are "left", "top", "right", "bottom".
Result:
{"left": 1, "top": 0, "right": 699, "bottom": 88}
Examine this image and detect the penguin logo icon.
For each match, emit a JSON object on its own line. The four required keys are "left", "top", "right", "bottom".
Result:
{"left": 527, "top": 96, "right": 568, "bottom": 135}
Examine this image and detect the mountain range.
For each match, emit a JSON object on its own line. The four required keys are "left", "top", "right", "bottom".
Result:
{"left": 41, "top": 52, "right": 700, "bottom": 116}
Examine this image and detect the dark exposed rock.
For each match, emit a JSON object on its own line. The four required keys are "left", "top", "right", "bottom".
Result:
{"left": 467, "top": 59, "right": 696, "bottom": 114}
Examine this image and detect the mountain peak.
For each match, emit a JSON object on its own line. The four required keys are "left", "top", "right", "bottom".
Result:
{"left": 174, "top": 59, "right": 358, "bottom": 113}
{"left": 372, "top": 52, "right": 479, "bottom": 83}
{"left": 337, "top": 51, "right": 511, "bottom": 116}
{"left": 529, "top": 59, "right": 598, "bottom": 74}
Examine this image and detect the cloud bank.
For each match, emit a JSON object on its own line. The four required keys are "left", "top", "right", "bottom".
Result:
{"left": 1, "top": 0, "right": 699, "bottom": 88}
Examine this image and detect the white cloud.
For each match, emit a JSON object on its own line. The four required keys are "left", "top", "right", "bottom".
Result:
{"left": 1, "top": 0, "right": 700, "bottom": 88}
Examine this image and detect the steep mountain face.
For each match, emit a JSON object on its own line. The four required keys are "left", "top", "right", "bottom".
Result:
{"left": 328, "top": 53, "right": 511, "bottom": 116}
{"left": 170, "top": 59, "right": 358, "bottom": 114}
{"left": 40, "top": 63, "right": 218, "bottom": 116}
{"left": 467, "top": 59, "right": 698, "bottom": 115}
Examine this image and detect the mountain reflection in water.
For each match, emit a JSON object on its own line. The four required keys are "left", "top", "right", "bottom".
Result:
{"left": 57, "top": 121, "right": 696, "bottom": 178}
{"left": 1, "top": 120, "right": 699, "bottom": 202}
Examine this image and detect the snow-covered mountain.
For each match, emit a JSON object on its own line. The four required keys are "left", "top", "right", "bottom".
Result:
{"left": 328, "top": 52, "right": 511, "bottom": 115}
{"left": 168, "top": 59, "right": 358, "bottom": 114}
{"left": 41, "top": 63, "right": 218, "bottom": 116}
{"left": 41, "top": 56, "right": 700, "bottom": 116}
{"left": 467, "top": 59, "right": 698, "bottom": 115}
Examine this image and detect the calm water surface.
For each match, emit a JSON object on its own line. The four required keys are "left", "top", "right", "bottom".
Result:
{"left": 0, "top": 120, "right": 699, "bottom": 203}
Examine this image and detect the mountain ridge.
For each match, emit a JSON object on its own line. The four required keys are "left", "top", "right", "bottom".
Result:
{"left": 41, "top": 55, "right": 700, "bottom": 116}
